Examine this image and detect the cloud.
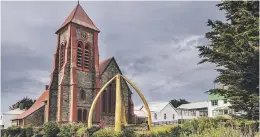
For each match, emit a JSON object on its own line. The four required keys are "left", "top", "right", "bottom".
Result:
{"left": 1, "top": 1, "right": 225, "bottom": 112}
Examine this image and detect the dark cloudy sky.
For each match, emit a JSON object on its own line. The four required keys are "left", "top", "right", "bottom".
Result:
{"left": 1, "top": 1, "right": 225, "bottom": 112}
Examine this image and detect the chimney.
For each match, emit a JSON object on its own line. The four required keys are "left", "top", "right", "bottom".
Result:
{"left": 45, "top": 85, "right": 49, "bottom": 90}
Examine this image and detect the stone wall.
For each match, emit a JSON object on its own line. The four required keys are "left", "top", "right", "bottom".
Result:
{"left": 100, "top": 59, "right": 131, "bottom": 124}
{"left": 24, "top": 106, "right": 45, "bottom": 126}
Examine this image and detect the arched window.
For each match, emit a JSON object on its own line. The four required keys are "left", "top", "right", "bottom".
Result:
{"left": 108, "top": 84, "right": 112, "bottom": 113}
{"left": 84, "top": 44, "right": 89, "bottom": 68}
{"left": 77, "top": 109, "right": 82, "bottom": 122}
{"left": 154, "top": 113, "right": 157, "bottom": 120}
{"left": 83, "top": 109, "right": 87, "bottom": 121}
{"left": 60, "top": 44, "right": 65, "bottom": 70}
{"left": 77, "top": 43, "right": 83, "bottom": 67}
{"left": 102, "top": 90, "right": 107, "bottom": 113}
{"left": 164, "top": 113, "right": 167, "bottom": 119}
{"left": 80, "top": 90, "right": 86, "bottom": 100}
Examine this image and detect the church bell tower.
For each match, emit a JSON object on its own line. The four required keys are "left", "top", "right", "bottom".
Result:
{"left": 48, "top": 3, "right": 101, "bottom": 123}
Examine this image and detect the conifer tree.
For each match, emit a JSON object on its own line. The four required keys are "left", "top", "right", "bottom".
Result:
{"left": 197, "top": 1, "right": 259, "bottom": 120}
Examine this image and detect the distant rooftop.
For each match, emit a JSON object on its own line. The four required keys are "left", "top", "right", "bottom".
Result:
{"left": 139, "top": 101, "right": 173, "bottom": 112}
{"left": 178, "top": 101, "right": 208, "bottom": 109}
{"left": 3, "top": 108, "right": 24, "bottom": 115}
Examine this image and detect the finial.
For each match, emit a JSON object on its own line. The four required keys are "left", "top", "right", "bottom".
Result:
{"left": 77, "top": 0, "right": 79, "bottom": 5}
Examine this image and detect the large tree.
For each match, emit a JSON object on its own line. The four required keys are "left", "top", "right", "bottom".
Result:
{"left": 197, "top": 1, "right": 259, "bottom": 120}
{"left": 9, "top": 97, "right": 36, "bottom": 110}
{"left": 170, "top": 99, "right": 190, "bottom": 108}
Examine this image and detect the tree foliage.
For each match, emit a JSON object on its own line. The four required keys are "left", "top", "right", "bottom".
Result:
{"left": 170, "top": 99, "right": 190, "bottom": 108}
{"left": 9, "top": 97, "right": 36, "bottom": 110}
{"left": 197, "top": 1, "right": 259, "bottom": 120}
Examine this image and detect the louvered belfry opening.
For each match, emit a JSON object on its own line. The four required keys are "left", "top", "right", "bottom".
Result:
{"left": 77, "top": 43, "right": 83, "bottom": 67}
{"left": 84, "top": 44, "right": 89, "bottom": 69}
{"left": 60, "top": 44, "right": 65, "bottom": 70}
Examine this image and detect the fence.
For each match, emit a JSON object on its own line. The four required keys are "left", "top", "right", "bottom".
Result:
{"left": 152, "top": 120, "right": 178, "bottom": 126}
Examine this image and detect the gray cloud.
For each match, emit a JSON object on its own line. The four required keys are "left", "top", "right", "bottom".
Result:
{"left": 1, "top": 1, "right": 225, "bottom": 112}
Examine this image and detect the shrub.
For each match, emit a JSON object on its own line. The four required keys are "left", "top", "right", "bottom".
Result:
{"left": 17, "top": 129, "right": 26, "bottom": 137}
{"left": 4, "top": 126, "right": 21, "bottom": 137}
{"left": 25, "top": 125, "right": 33, "bottom": 137}
{"left": 91, "top": 129, "right": 122, "bottom": 137}
{"left": 42, "top": 122, "right": 60, "bottom": 137}
{"left": 58, "top": 123, "right": 83, "bottom": 137}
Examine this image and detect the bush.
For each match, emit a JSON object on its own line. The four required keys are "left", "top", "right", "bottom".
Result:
{"left": 4, "top": 126, "right": 21, "bottom": 137}
{"left": 58, "top": 123, "right": 83, "bottom": 137}
{"left": 91, "top": 129, "right": 122, "bottom": 137}
{"left": 17, "top": 129, "right": 26, "bottom": 137}
{"left": 42, "top": 122, "right": 60, "bottom": 137}
{"left": 25, "top": 126, "right": 34, "bottom": 137}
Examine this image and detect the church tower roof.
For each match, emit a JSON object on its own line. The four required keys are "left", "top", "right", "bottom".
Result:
{"left": 56, "top": 3, "right": 100, "bottom": 33}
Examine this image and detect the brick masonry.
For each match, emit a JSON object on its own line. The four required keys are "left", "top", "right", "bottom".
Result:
{"left": 24, "top": 106, "right": 45, "bottom": 126}
{"left": 100, "top": 59, "right": 131, "bottom": 125}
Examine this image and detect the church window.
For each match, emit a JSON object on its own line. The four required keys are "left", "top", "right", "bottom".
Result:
{"left": 77, "top": 109, "right": 82, "bottom": 121}
{"left": 80, "top": 90, "right": 86, "bottom": 100}
{"left": 60, "top": 44, "right": 65, "bottom": 70}
{"left": 77, "top": 43, "right": 83, "bottom": 67}
{"left": 83, "top": 109, "right": 87, "bottom": 121}
{"left": 108, "top": 84, "right": 112, "bottom": 113}
{"left": 84, "top": 44, "right": 90, "bottom": 69}
{"left": 102, "top": 90, "right": 107, "bottom": 113}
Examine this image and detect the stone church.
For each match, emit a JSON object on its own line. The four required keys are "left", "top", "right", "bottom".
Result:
{"left": 13, "top": 3, "right": 134, "bottom": 126}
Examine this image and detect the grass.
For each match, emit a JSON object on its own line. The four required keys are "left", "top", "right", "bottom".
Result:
{"left": 135, "top": 124, "right": 176, "bottom": 135}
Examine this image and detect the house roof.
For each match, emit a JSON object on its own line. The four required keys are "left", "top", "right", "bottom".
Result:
{"left": 139, "top": 102, "right": 173, "bottom": 113}
{"left": 16, "top": 90, "right": 49, "bottom": 119}
{"left": 134, "top": 110, "right": 147, "bottom": 118}
{"left": 56, "top": 3, "right": 100, "bottom": 33}
{"left": 3, "top": 108, "right": 24, "bottom": 115}
{"left": 178, "top": 101, "right": 208, "bottom": 110}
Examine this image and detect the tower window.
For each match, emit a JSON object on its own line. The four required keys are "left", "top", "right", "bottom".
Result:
{"left": 80, "top": 90, "right": 86, "bottom": 100}
{"left": 84, "top": 44, "right": 90, "bottom": 69}
{"left": 83, "top": 109, "right": 87, "bottom": 121}
{"left": 60, "top": 44, "right": 65, "bottom": 70}
{"left": 77, "top": 109, "right": 82, "bottom": 122}
{"left": 77, "top": 43, "right": 83, "bottom": 67}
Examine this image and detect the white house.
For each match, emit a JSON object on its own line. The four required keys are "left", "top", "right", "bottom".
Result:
{"left": 177, "top": 101, "right": 208, "bottom": 121}
{"left": 0, "top": 109, "right": 25, "bottom": 129}
{"left": 133, "top": 107, "right": 148, "bottom": 124}
{"left": 136, "top": 102, "right": 178, "bottom": 125}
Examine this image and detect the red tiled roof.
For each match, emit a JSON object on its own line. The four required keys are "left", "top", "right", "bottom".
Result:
{"left": 99, "top": 57, "right": 113, "bottom": 75}
{"left": 56, "top": 4, "right": 100, "bottom": 33}
{"left": 16, "top": 90, "right": 49, "bottom": 119}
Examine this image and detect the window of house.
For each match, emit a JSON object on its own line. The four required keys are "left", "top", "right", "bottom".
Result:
{"left": 211, "top": 100, "right": 218, "bottom": 106}
{"left": 77, "top": 43, "right": 83, "bottom": 67}
{"left": 223, "top": 99, "right": 227, "bottom": 104}
{"left": 172, "top": 114, "right": 175, "bottom": 120}
{"left": 83, "top": 109, "right": 87, "bottom": 121}
{"left": 164, "top": 113, "right": 166, "bottom": 119}
{"left": 80, "top": 90, "right": 86, "bottom": 100}
{"left": 154, "top": 113, "right": 157, "bottom": 120}
{"left": 84, "top": 44, "right": 89, "bottom": 69}
{"left": 224, "top": 109, "right": 228, "bottom": 115}
{"left": 191, "top": 111, "right": 196, "bottom": 116}
{"left": 77, "top": 109, "right": 82, "bottom": 121}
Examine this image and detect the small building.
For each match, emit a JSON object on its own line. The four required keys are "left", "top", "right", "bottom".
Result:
{"left": 138, "top": 102, "right": 178, "bottom": 125}
{"left": 133, "top": 107, "right": 148, "bottom": 124}
{"left": 0, "top": 109, "right": 25, "bottom": 129}
{"left": 177, "top": 101, "right": 208, "bottom": 121}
